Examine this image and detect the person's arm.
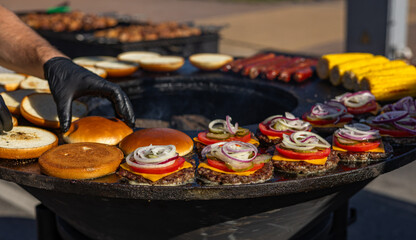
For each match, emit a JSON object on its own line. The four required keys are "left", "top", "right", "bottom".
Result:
{"left": 0, "top": 5, "right": 67, "bottom": 78}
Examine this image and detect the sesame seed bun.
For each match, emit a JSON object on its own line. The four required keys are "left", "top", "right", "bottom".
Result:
{"left": 63, "top": 116, "right": 133, "bottom": 145}
{"left": 119, "top": 128, "right": 194, "bottom": 156}
{"left": 39, "top": 142, "right": 123, "bottom": 179}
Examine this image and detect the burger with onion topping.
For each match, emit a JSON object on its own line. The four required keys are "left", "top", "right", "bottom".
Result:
{"left": 117, "top": 144, "right": 195, "bottom": 186}
{"left": 256, "top": 112, "right": 312, "bottom": 147}
{"left": 272, "top": 131, "right": 339, "bottom": 175}
{"left": 194, "top": 115, "right": 259, "bottom": 154}
{"left": 303, "top": 101, "right": 353, "bottom": 136}
{"left": 332, "top": 91, "right": 379, "bottom": 118}
{"left": 332, "top": 123, "right": 392, "bottom": 163}
{"left": 197, "top": 141, "right": 273, "bottom": 185}
{"left": 367, "top": 110, "right": 416, "bottom": 146}
{"left": 380, "top": 96, "right": 416, "bottom": 117}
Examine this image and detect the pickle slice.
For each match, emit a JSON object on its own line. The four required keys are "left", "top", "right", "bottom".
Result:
{"left": 235, "top": 127, "right": 249, "bottom": 136}
{"left": 206, "top": 132, "right": 230, "bottom": 140}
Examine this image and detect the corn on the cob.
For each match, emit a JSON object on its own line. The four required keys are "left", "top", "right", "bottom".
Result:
{"left": 329, "top": 56, "right": 389, "bottom": 86}
{"left": 316, "top": 53, "right": 373, "bottom": 79}
{"left": 359, "top": 66, "right": 416, "bottom": 90}
{"left": 342, "top": 60, "right": 408, "bottom": 90}
{"left": 372, "top": 88, "right": 416, "bottom": 101}
{"left": 361, "top": 75, "right": 416, "bottom": 101}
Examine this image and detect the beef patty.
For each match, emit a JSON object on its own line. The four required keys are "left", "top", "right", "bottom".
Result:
{"left": 256, "top": 130, "right": 282, "bottom": 147}
{"left": 273, "top": 151, "right": 339, "bottom": 175}
{"left": 334, "top": 141, "right": 393, "bottom": 163}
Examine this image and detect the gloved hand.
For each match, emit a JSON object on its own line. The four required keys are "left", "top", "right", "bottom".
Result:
{"left": 0, "top": 95, "right": 13, "bottom": 132}
{"left": 44, "top": 57, "right": 135, "bottom": 133}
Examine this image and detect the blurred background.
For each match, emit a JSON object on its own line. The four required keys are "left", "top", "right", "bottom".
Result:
{"left": 0, "top": 0, "right": 416, "bottom": 239}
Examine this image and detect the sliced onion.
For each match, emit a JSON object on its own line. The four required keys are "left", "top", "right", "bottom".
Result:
{"left": 201, "top": 142, "right": 225, "bottom": 158}
{"left": 265, "top": 113, "right": 311, "bottom": 132}
{"left": 372, "top": 111, "right": 408, "bottom": 124}
{"left": 208, "top": 119, "right": 226, "bottom": 133}
{"left": 131, "top": 145, "right": 176, "bottom": 164}
{"left": 310, "top": 102, "right": 346, "bottom": 119}
{"left": 335, "top": 123, "right": 380, "bottom": 141}
{"left": 126, "top": 152, "right": 177, "bottom": 169}
{"left": 220, "top": 141, "right": 258, "bottom": 163}
{"left": 281, "top": 131, "right": 330, "bottom": 151}
{"left": 393, "top": 117, "right": 416, "bottom": 134}
{"left": 262, "top": 115, "right": 283, "bottom": 124}
{"left": 226, "top": 115, "right": 238, "bottom": 134}
{"left": 340, "top": 91, "right": 375, "bottom": 108}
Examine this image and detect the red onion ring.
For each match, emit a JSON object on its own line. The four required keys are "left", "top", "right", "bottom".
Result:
{"left": 226, "top": 115, "right": 238, "bottom": 134}
{"left": 220, "top": 141, "right": 258, "bottom": 163}
{"left": 372, "top": 111, "right": 408, "bottom": 124}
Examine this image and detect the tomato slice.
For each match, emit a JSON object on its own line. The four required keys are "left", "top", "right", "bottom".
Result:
{"left": 129, "top": 157, "right": 185, "bottom": 174}
{"left": 207, "top": 158, "right": 264, "bottom": 172}
{"left": 302, "top": 113, "right": 352, "bottom": 126}
{"left": 347, "top": 101, "right": 377, "bottom": 115}
{"left": 370, "top": 125, "right": 414, "bottom": 137}
{"left": 258, "top": 123, "right": 292, "bottom": 137}
{"left": 197, "top": 131, "right": 251, "bottom": 145}
{"left": 334, "top": 137, "right": 380, "bottom": 152}
{"left": 275, "top": 145, "right": 331, "bottom": 160}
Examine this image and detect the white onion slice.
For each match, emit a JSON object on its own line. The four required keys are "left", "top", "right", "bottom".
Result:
{"left": 131, "top": 145, "right": 176, "bottom": 164}
{"left": 335, "top": 123, "right": 380, "bottom": 141}
{"left": 281, "top": 131, "right": 330, "bottom": 151}
{"left": 208, "top": 119, "right": 226, "bottom": 133}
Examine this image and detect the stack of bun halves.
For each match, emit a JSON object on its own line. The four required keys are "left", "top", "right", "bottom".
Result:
{"left": 318, "top": 52, "right": 416, "bottom": 101}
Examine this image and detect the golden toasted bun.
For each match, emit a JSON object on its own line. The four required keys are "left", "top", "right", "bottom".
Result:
{"left": 0, "top": 89, "right": 40, "bottom": 115}
{"left": 0, "top": 126, "right": 58, "bottom": 159}
{"left": 139, "top": 56, "right": 184, "bottom": 72}
{"left": 73, "top": 56, "right": 117, "bottom": 67}
{"left": 63, "top": 116, "right": 133, "bottom": 145}
{"left": 84, "top": 66, "right": 108, "bottom": 78}
{"left": 117, "top": 51, "right": 161, "bottom": 63}
{"left": 12, "top": 116, "right": 17, "bottom": 126}
{"left": 189, "top": 53, "right": 233, "bottom": 71}
{"left": 20, "top": 93, "right": 88, "bottom": 128}
{"left": 94, "top": 61, "right": 138, "bottom": 78}
{"left": 0, "top": 73, "right": 26, "bottom": 91}
{"left": 19, "top": 76, "right": 50, "bottom": 92}
{"left": 119, "top": 128, "right": 194, "bottom": 156}
{"left": 39, "top": 142, "right": 123, "bottom": 179}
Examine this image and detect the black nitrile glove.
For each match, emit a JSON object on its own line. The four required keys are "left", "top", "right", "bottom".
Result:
{"left": 44, "top": 57, "right": 135, "bottom": 132}
{"left": 0, "top": 96, "right": 13, "bottom": 132}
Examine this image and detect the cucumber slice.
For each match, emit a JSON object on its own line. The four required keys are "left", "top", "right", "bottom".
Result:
{"left": 225, "top": 161, "right": 254, "bottom": 172}
{"left": 206, "top": 132, "right": 230, "bottom": 140}
{"left": 252, "top": 154, "right": 272, "bottom": 164}
{"left": 235, "top": 127, "right": 249, "bottom": 136}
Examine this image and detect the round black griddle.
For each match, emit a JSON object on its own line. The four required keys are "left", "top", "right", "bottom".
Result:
{"left": 0, "top": 59, "right": 414, "bottom": 240}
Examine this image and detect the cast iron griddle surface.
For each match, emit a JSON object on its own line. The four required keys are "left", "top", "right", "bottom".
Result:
{"left": 0, "top": 59, "right": 415, "bottom": 201}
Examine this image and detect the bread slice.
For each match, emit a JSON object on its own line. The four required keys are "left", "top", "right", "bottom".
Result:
{"left": 117, "top": 51, "right": 161, "bottom": 63}
{"left": 94, "top": 61, "right": 138, "bottom": 78}
{"left": 63, "top": 116, "right": 132, "bottom": 145}
{"left": 20, "top": 93, "right": 88, "bottom": 128}
{"left": 19, "top": 76, "right": 50, "bottom": 92}
{"left": 84, "top": 66, "right": 108, "bottom": 78}
{"left": 139, "top": 56, "right": 184, "bottom": 72}
{"left": 0, "top": 73, "right": 26, "bottom": 91}
{"left": 73, "top": 56, "right": 118, "bottom": 67}
{"left": 0, "top": 126, "right": 58, "bottom": 159}
{"left": 39, "top": 142, "right": 124, "bottom": 179}
{"left": 0, "top": 89, "right": 39, "bottom": 115}
{"left": 189, "top": 53, "right": 233, "bottom": 71}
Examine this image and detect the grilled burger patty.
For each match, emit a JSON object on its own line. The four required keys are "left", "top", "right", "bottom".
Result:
{"left": 334, "top": 142, "right": 393, "bottom": 162}
{"left": 382, "top": 136, "right": 416, "bottom": 146}
{"left": 273, "top": 151, "right": 339, "bottom": 175}
{"left": 256, "top": 131, "right": 282, "bottom": 147}
{"left": 197, "top": 161, "right": 273, "bottom": 185}
{"left": 117, "top": 159, "right": 195, "bottom": 186}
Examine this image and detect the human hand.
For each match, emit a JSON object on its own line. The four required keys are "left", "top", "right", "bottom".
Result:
{"left": 0, "top": 96, "right": 13, "bottom": 132}
{"left": 43, "top": 57, "right": 135, "bottom": 132}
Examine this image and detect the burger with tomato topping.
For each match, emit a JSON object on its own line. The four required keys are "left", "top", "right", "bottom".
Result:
{"left": 381, "top": 96, "right": 416, "bottom": 117}
{"left": 194, "top": 116, "right": 259, "bottom": 154}
{"left": 332, "top": 123, "right": 392, "bottom": 162}
{"left": 303, "top": 101, "right": 353, "bottom": 136}
{"left": 197, "top": 141, "right": 273, "bottom": 185}
{"left": 367, "top": 110, "right": 416, "bottom": 146}
{"left": 117, "top": 144, "right": 195, "bottom": 186}
{"left": 256, "top": 112, "right": 312, "bottom": 147}
{"left": 333, "top": 91, "right": 380, "bottom": 117}
{"left": 272, "top": 131, "right": 339, "bottom": 175}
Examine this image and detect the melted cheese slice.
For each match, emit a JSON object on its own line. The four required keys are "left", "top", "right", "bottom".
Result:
{"left": 272, "top": 153, "right": 327, "bottom": 165}
{"left": 266, "top": 135, "right": 281, "bottom": 140}
{"left": 120, "top": 161, "right": 193, "bottom": 182}
{"left": 193, "top": 137, "right": 259, "bottom": 146}
{"left": 198, "top": 162, "right": 259, "bottom": 176}
{"left": 332, "top": 141, "right": 385, "bottom": 153}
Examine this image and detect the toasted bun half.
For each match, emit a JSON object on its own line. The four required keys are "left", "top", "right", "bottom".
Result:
{"left": 119, "top": 128, "right": 194, "bottom": 156}
{"left": 39, "top": 142, "right": 123, "bottom": 179}
{"left": 117, "top": 51, "right": 161, "bottom": 63}
{"left": 0, "top": 126, "right": 58, "bottom": 159}
{"left": 19, "top": 76, "right": 50, "bottom": 92}
{"left": 189, "top": 53, "right": 233, "bottom": 71}
{"left": 139, "top": 56, "right": 184, "bottom": 72}
{"left": 0, "top": 73, "right": 26, "bottom": 91}
{"left": 94, "top": 61, "right": 138, "bottom": 78}
{"left": 63, "top": 116, "right": 133, "bottom": 145}
{"left": 20, "top": 93, "right": 88, "bottom": 128}
{"left": 12, "top": 116, "right": 17, "bottom": 126}
{"left": 0, "top": 89, "right": 39, "bottom": 115}
{"left": 73, "top": 56, "right": 118, "bottom": 67}
{"left": 84, "top": 66, "right": 108, "bottom": 78}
